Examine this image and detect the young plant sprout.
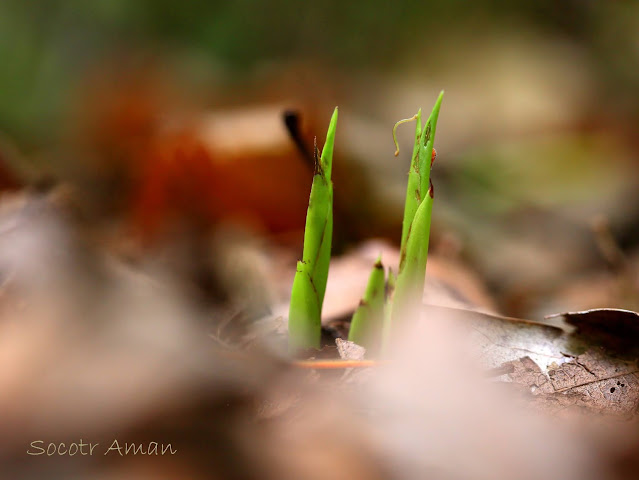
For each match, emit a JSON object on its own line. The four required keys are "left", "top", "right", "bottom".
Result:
{"left": 347, "top": 256, "right": 385, "bottom": 351}
{"left": 394, "top": 110, "right": 422, "bottom": 253}
{"left": 391, "top": 92, "right": 443, "bottom": 325}
{"left": 288, "top": 108, "right": 338, "bottom": 352}
{"left": 287, "top": 93, "right": 442, "bottom": 354}
{"left": 356, "top": 91, "right": 443, "bottom": 349}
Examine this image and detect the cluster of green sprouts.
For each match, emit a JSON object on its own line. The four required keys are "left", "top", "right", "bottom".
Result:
{"left": 288, "top": 92, "right": 444, "bottom": 353}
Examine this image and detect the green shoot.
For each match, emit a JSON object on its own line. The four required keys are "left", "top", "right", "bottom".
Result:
{"left": 288, "top": 108, "right": 338, "bottom": 352}
{"left": 289, "top": 93, "right": 443, "bottom": 354}
{"left": 391, "top": 91, "right": 443, "bottom": 324}
{"left": 347, "top": 256, "right": 385, "bottom": 352}
{"left": 382, "top": 268, "right": 397, "bottom": 347}
{"left": 391, "top": 184, "right": 434, "bottom": 317}
{"left": 395, "top": 110, "right": 422, "bottom": 255}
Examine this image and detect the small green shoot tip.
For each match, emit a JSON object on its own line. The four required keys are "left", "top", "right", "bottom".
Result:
{"left": 288, "top": 107, "right": 338, "bottom": 352}
{"left": 348, "top": 255, "right": 386, "bottom": 352}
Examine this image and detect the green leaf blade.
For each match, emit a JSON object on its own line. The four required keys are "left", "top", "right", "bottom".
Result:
{"left": 392, "top": 192, "right": 434, "bottom": 321}
{"left": 288, "top": 107, "right": 338, "bottom": 352}
{"left": 418, "top": 91, "right": 444, "bottom": 199}
{"left": 399, "top": 108, "right": 423, "bottom": 256}
{"left": 348, "top": 257, "right": 386, "bottom": 351}
{"left": 288, "top": 261, "right": 322, "bottom": 350}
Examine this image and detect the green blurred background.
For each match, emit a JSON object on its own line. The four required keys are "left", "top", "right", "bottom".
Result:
{"left": 2, "top": 0, "right": 638, "bottom": 146}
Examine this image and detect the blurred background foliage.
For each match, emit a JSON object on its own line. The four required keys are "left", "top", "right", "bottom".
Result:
{"left": 0, "top": 0, "right": 638, "bottom": 318}
{"left": 1, "top": 0, "right": 638, "bottom": 146}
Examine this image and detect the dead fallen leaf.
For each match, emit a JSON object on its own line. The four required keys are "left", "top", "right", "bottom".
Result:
{"left": 421, "top": 305, "right": 639, "bottom": 417}
{"left": 548, "top": 308, "right": 639, "bottom": 356}
{"left": 335, "top": 338, "right": 366, "bottom": 361}
{"left": 507, "top": 350, "right": 639, "bottom": 417}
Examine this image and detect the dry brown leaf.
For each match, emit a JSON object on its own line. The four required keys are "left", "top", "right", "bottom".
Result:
{"left": 549, "top": 308, "right": 639, "bottom": 356}
{"left": 507, "top": 350, "right": 639, "bottom": 416}
{"left": 416, "top": 305, "right": 639, "bottom": 417}
{"left": 335, "top": 338, "right": 366, "bottom": 361}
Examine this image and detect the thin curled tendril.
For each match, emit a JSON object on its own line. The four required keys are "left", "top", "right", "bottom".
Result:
{"left": 392, "top": 114, "right": 418, "bottom": 157}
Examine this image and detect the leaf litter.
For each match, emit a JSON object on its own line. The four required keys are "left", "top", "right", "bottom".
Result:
{"left": 385, "top": 305, "right": 639, "bottom": 417}
{"left": 268, "top": 236, "right": 639, "bottom": 418}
